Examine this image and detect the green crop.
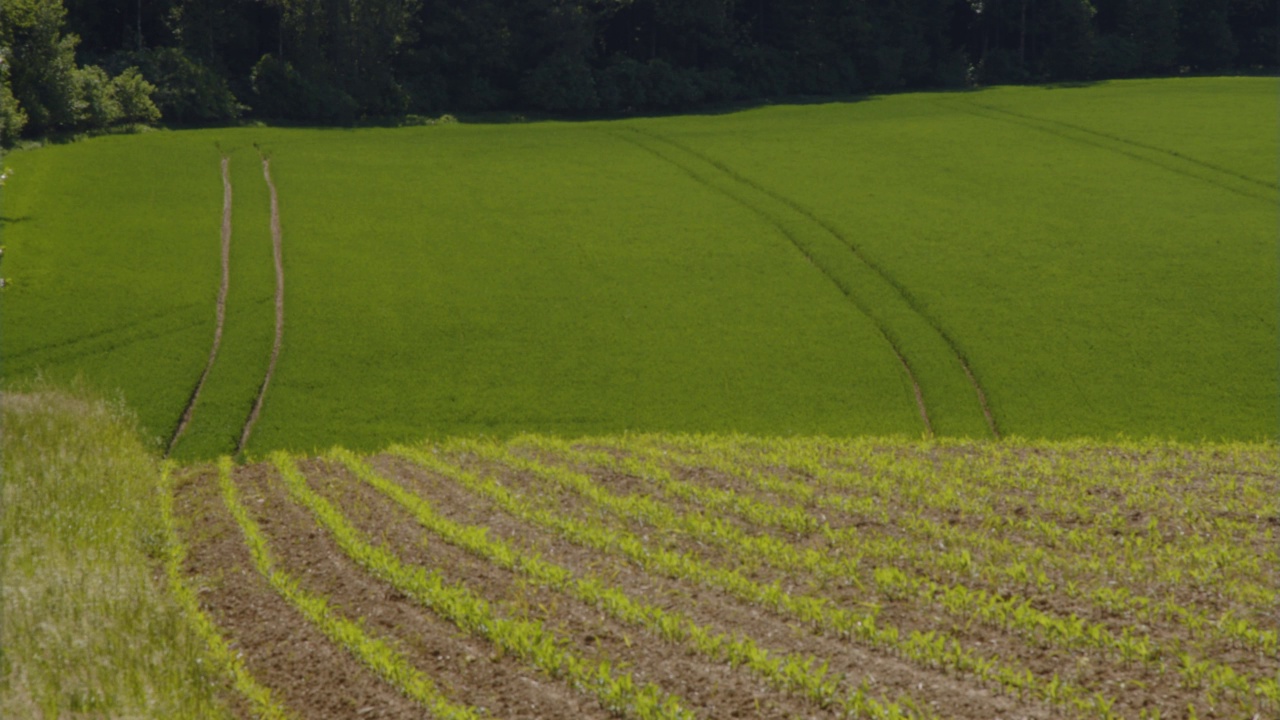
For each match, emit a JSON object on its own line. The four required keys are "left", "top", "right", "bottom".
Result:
{"left": 269, "top": 452, "right": 696, "bottom": 720}
{"left": 215, "top": 457, "right": 487, "bottom": 720}
{"left": 3, "top": 79, "right": 1274, "bottom": 455}
{"left": 168, "top": 151, "right": 277, "bottom": 460}
{"left": 392, "top": 442, "right": 1133, "bottom": 717}
{"left": 159, "top": 462, "right": 292, "bottom": 719}
{"left": 329, "top": 447, "right": 928, "bottom": 719}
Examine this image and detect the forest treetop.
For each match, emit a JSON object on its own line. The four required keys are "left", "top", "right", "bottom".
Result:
{"left": 0, "top": 0, "right": 1273, "bottom": 145}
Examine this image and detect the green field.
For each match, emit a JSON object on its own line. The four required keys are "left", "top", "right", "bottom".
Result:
{"left": 2, "top": 77, "right": 1275, "bottom": 457}
{"left": 9, "top": 386, "right": 1275, "bottom": 719}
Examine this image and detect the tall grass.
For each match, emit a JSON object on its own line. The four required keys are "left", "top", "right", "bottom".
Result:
{"left": 0, "top": 383, "right": 229, "bottom": 718}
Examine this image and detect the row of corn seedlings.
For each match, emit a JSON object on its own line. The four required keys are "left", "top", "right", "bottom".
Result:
{"left": 327, "top": 447, "right": 930, "bottom": 719}
{"left": 159, "top": 463, "right": 293, "bottom": 720}
{"left": 268, "top": 452, "right": 695, "bottom": 720}
{"left": 624, "top": 435, "right": 1278, "bottom": 655}
{"left": 642, "top": 435, "right": 1277, "bottom": 608}
{"left": 508, "top": 439, "right": 1275, "bottom": 714}
{"left": 566, "top": 439, "right": 1276, "bottom": 693}
{"left": 215, "top": 457, "right": 489, "bottom": 720}
{"left": 398, "top": 442, "right": 1126, "bottom": 719}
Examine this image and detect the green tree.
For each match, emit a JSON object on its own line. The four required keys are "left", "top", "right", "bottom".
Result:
{"left": 1179, "top": 0, "right": 1237, "bottom": 69}
{"left": 273, "top": 0, "right": 420, "bottom": 116}
{"left": 1, "top": 0, "right": 82, "bottom": 133}
{"left": 1, "top": 0, "right": 161, "bottom": 139}
{"left": 1037, "top": 0, "right": 1096, "bottom": 78}
{"left": 73, "top": 64, "right": 121, "bottom": 128}
{"left": 111, "top": 66, "right": 160, "bottom": 123}
{"left": 0, "top": 50, "right": 29, "bottom": 145}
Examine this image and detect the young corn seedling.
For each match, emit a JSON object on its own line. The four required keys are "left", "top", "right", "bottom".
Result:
{"left": 270, "top": 452, "right": 696, "bottom": 720}
{"left": 160, "top": 463, "right": 293, "bottom": 720}
{"left": 214, "top": 457, "right": 487, "bottom": 720}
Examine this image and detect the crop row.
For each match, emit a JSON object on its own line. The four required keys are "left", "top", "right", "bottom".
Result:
{"left": 579, "top": 438, "right": 1279, "bottom": 703}
{"left": 324, "top": 447, "right": 927, "bottom": 719}
{"left": 709, "top": 435, "right": 1277, "bottom": 565}
{"left": 484, "top": 439, "right": 1277, "bottom": 714}
{"left": 652, "top": 435, "right": 1275, "bottom": 543}
{"left": 395, "top": 442, "right": 1137, "bottom": 718}
{"left": 649, "top": 435, "right": 1276, "bottom": 589}
{"left": 159, "top": 463, "right": 292, "bottom": 720}
{"left": 629, "top": 437, "right": 1279, "bottom": 653}
{"left": 214, "top": 457, "right": 489, "bottom": 720}
{"left": 165, "top": 437, "right": 1276, "bottom": 720}
{"left": 267, "top": 453, "right": 696, "bottom": 720}
{"left": 608, "top": 435, "right": 1278, "bottom": 652}
{"left": 173, "top": 456, "right": 715, "bottom": 719}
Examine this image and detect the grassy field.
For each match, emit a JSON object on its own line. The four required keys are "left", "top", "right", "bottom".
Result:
{"left": 5, "top": 387, "right": 1276, "bottom": 719}
{"left": 1, "top": 76, "right": 1276, "bottom": 718}
{"left": 163, "top": 434, "right": 1279, "bottom": 719}
{"left": 2, "top": 77, "right": 1275, "bottom": 457}
{"left": 0, "top": 386, "right": 231, "bottom": 718}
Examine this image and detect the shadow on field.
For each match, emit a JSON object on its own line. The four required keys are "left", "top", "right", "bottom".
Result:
{"left": 221, "top": 80, "right": 1107, "bottom": 131}
{"left": 156, "top": 77, "right": 1177, "bottom": 134}
{"left": 228, "top": 92, "right": 883, "bottom": 131}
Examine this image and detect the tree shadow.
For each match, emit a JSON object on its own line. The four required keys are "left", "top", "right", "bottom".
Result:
{"left": 232, "top": 91, "right": 882, "bottom": 131}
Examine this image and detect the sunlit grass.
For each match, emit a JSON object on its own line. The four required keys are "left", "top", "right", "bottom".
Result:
{"left": 0, "top": 383, "right": 230, "bottom": 718}
{"left": 2, "top": 78, "right": 1274, "bottom": 455}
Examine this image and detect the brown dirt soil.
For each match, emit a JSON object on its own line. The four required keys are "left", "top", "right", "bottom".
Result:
{"left": 637, "top": 440, "right": 1277, "bottom": 627}
{"left": 228, "top": 462, "right": 617, "bottom": 719}
{"left": 371, "top": 452, "right": 1059, "bottom": 720}
{"left": 166, "top": 157, "right": 233, "bottom": 456}
{"left": 298, "top": 457, "right": 815, "bottom": 719}
{"left": 763, "top": 445, "right": 1279, "bottom": 628}
{"left": 446, "top": 449, "right": 1251, "bottom": 720}
{"left": 173, "top": 465, "right": 436, "bottom": 719}
{"left": 174, "top": 444, "right": 1276, "bottom": 720}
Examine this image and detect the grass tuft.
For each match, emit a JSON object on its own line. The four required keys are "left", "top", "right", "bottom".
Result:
{"left": 0, "top": 382, "right": 230, "bottom": 718}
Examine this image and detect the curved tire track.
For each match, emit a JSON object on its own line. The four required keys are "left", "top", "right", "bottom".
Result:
{"left": 15, "top": 314, "right": 207, "bottom": 378}
{"left": 166, "top": 156, "right": 233, "bottom": 457}
{"left": 237, "top": 155, "right": 285, "bottom": 455}
{"left": 971, "top": 101, "right": 1276, "bottom": 191}
{"left": 637, "top": 128, "right": 1000, "bottom": 438}
{"left": 624, "top": 129, "right": 1008, "bottom": 437}
{"left": 947, "top": 100, "right": 1276, "bottom": 204}
{"left": 10, "top": 305, "right": 194, "bottom": 363}
{"left": 611, "top": 130, "right": 935, "bottom": 435}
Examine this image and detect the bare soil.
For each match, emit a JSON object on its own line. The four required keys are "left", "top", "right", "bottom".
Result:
{"left": 172, "top": 443, "right": 1277, "bottom": 720}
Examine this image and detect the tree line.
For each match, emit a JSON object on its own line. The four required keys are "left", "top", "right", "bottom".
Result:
{"left": 1, "top": 0, "right": 1274, "bottom": 145}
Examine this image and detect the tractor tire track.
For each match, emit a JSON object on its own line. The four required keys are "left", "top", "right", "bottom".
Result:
{"left": 947, "top": 100, "right": 1276, "bottom": 204}
{"left": 967, "top": 101, "right": 1277, "bottom": 192}
{"left": 13, "top": 315, "right": 207, "bottom": 378}
{"left": 610, "top": 130, "right": 935, "bottom": 435}
{"left": 237, "top": 155, "right": 284, "bottom": 455}
{"left": 8, "top": 304, "right": 194, "bottom": 363}
{"left": 632, "top": 128, "right": 1000, "bottom": 438}
{"left": 166, "top": 156, "right": 233, "bottom": 457}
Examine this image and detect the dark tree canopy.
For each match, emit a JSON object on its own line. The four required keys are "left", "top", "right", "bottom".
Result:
{"left": 1, "top": 0, "right": 1274, "bottom": 142}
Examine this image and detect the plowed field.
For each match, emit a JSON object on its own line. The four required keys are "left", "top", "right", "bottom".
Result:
{"left": 169, "top": 436, "right": 1279, "bottom": 719}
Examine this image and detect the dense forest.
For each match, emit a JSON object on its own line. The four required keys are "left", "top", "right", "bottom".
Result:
{"left": 0, "top": 0, "right": 1274, "bottom": 144}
